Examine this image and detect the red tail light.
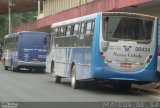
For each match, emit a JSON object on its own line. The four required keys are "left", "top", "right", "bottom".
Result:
{"left": 158, "top": 50, "right": 160, "bottom": 56}
{"left": 145, "top": 54, "right": 152, "bottom": 64}
{"left": 149, "top": 55, "right": 152, "bottom": 59}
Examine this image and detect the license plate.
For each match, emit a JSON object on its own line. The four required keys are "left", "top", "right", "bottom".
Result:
{"left": 120, "top": 63, "right": 132, "bottom": 68}
{"left": 32, "top": 58, "right": 38, "bottom": 61}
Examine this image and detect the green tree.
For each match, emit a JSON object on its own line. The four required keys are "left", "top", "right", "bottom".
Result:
{"left": 12, "top": 13, "right": 22, "bottom": 27}
{"left": 0, "top": 15, "right": 8, "bottom": 42}
{"left": 0, "top": 11, "right": 37, "bottom": 42}
{"left": 21, "top": 12, "right": 37, "bottom": 24}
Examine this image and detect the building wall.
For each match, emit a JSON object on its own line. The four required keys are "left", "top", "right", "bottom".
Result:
{"left": 14, "top": 0, "right": 155, "bottom": 32}
{"left": 43, "top": 0, "right": 96, "bottom": 17}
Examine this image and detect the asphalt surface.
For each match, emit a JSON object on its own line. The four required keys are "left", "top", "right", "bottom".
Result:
{"left": 0, "top": 65, "right": 159, "bottom": 102}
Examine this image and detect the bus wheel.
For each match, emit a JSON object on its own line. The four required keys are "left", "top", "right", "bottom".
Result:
{"left": 12, "top": 67, "right": 20, "bottom": 72}
{"left": 4, "top": 66, "right": 8, "bottom": 70}
{"left": 12, "top": 67, "right": 16, "bottom": 72}
{"left": 71, "top": 65, "right": 80, "bottom": 89}
{"left": 51, "top": 64, "right": 61, "bottom": 83}
{"left": 4, "top": 61, "right": 8, "bottom": 70}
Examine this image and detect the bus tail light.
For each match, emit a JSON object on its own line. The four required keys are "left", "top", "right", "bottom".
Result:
{"left": 100, "top": 52, "right": 105, "bottom": 60}
{"left": 145, "top": 54, "right": 152, "bottom": 65}
{"left": 158, "top": 50, "right": 160, "bottom": 56}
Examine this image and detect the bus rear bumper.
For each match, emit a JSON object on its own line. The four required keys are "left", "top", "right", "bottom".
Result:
{"left": 92, "top": 67, "right": 157, "bottom": 83}
{"left": 17, "top": 61, "right": 46, "bottom": 67}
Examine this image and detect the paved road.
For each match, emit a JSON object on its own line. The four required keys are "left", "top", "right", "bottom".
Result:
{"left": 0, "top": 65, "right": 159, "bottom": 102}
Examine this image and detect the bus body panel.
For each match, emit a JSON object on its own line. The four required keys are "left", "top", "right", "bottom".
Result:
{"left": 3, "top": 31, "right": 47, "bottom": 70}
{"left": 52, "top": 48, "right": 92, "bottom": 80}
{"left": 46, "top": 13, "right": 98, "bottom": 80}
{"left": 157, "top": 23, "right": 160, "bottom": 72}
{"left": 47, "top": 12, "right": 158, "bottom": 84}
{"left": 91, "top": 14, "right": 158, "bottom": 83}
{"left": 19, "top": 32, "right": 47, "bottom": 62}
{"left": 46, "top": 48, "right": 92, "bottom": 80}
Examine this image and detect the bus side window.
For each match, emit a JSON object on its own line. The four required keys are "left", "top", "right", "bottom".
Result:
{"left": 70, "top": 24, "right": 79, "bottom": 47}
{"left": 15, "top": 37, "right": 17, "bottom": 49}
{"left": 12, "top": 37, "right": 15, "bottom": 49}
{"left": 53, "top": 28, "right": 59, "bottom": 48}
{"left": 9, "top": 38, "right": 11, "bottom": 49}
{"left": 66, "top": 25, "right": 71, "bottom": 36}
{"left": 91, "top": 20, "right": 95, "bottom": 33}
{"left": 59, "top": 27, "right": 66, "bottom": 37}
{"left": 6, "top": 39, "right": 8, "bottom": 48}
{"left": 57, "top": 27, "right": 64, "bottom": 47}
{"left": 73, "top": 24, "right": 79, "bottom": 36}
{"left": 4, "top": 41, "right": 6, "bottom": 48}
{"left": 86, "top": 21, "right": 92, "bottom": 34}
{"left": 11, "top": 37, "right": 13, "bottom": 49}
{"left": 60, "top": 27, "right": 63, "bottom": 36}
{"left": 80, "top": 23, "right": 86, "bottom": 35}
{"left": 63, "top": 27, "right": 67, "bottom": 36}
{"left": 55, "top": 28, "right": 59, "bottom": 37}
{"left": 79, "top": 22, "right": 86, "bottom": 47}
{"left": 84, "top": 21, "right": 94, "bottom": 47}
{"left": 62, "top": 26, "right": 69, "bottom": 47}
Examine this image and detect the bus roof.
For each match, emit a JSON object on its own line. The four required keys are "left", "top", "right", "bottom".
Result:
{"left": 51, "top": 13, "right": 99, "bottom": 28}
{"left": 103, "top": 12, "right": 156, "bottom": 20}
{"left": 4, "top": 31, "right": 48, "bottom": 39}
{"left": 51, "top": 12, "right": 156, "bottom": 28}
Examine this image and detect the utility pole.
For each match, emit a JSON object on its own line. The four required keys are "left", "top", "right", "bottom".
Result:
{"left": 38, "top": 0, "right": 41, "bottom": 16}
{"left": 8, "top": 0, "right": 12, "bottom": 35}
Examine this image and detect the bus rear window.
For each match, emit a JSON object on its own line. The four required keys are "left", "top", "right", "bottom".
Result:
{"left": 22, "top": 33, "right": 46, "bottom": 47}
{"left": 103, "top": 16, "right": 153, "bottom": 43}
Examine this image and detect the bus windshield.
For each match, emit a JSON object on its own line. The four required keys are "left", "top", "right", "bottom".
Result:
{"left": 103, "top": 16, "right": 153, "bottom": 42}
{"left": 22, "top": 33, "right": 46, "bottom": 47}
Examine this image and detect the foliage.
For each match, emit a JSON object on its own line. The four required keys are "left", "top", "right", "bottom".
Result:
{"left": 0, "top": 15, "right": 8, "bottom": 42}
{"left": 0, "top": 11, "right": 37, "bottom": 42}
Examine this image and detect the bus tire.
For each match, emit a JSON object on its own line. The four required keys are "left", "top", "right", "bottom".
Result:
{"left": 12, "top": 67, "right": 16, "bottom": 72}
{"left": 4, "top": 60, "right": 8, "bottom": 70}
{"left": 51, "top": 64, "right": 61, "bottom": 83}
{"left": 71, "top": 65, "right": 80, "bottom": 89}
{"left": 12, "top": 67, "right": 19, "bottom": 72}
{"left": 4, "top": 66, "right": 8, "bottom": 70}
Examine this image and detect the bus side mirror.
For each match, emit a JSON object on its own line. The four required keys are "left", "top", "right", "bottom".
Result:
{"left": 101, "top": 41, "right": 109, "bottom": 52}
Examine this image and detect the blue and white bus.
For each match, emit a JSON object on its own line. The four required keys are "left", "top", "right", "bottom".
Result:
{"left": 46, "top": 12, "right": 159, "bottom": 90}
{"left": 2, "top": 31, "right": 48, "bottom": 72}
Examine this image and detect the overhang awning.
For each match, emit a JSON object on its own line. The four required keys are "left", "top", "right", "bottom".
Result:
{"left": 13, "top": 0, "right": 160, "bottom": 32}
